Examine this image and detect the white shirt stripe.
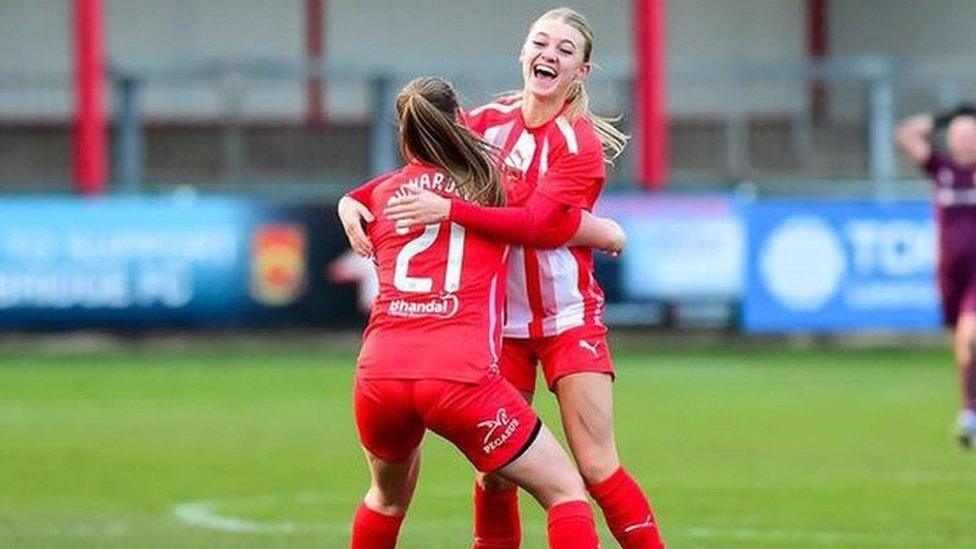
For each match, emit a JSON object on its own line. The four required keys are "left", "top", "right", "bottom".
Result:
{"left": 539, "top": 138, "right": 549, "bottom": 178}
{"left": 545, "top": 248, "right": 585, "bottom": 333}
{"left": 537, "top": 249, "right": 560, "bottom": 335}
{"left": 468, "top": 100, "right": 523, "bottom": 117}
{"left": 502, "top": 246, "right": 532, "bottom": 338}
{"left": 483, "top": 121, "right": 515, "bottom": 149}
{"left": 555, "top": 117, "right": 579, "bottom": 154}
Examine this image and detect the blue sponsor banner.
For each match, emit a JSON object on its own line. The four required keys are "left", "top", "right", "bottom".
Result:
{"left": 742, "top": 200, "right": 941, "bottom": 333}
{"left": 597, "top": 195, "right": 743, "bottom": 300}
{"left": 0, "top": 197, "right": 254, "bottom": 328}
{"left": 0, "top": 197, "right": 365, "bottom": 330}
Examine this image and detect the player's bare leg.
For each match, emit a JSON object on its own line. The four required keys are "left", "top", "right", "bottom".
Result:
{"left": 351, "top": 448, "right": 420, "bottom": 549}
{"left": 495, "top": 423, "right": 599, "bottom": 549}
{"left": 555, "top": 372, "right": 665, "bottom": 548}
{"left": 952, "top": 312, "right": 976, "bottom": 448}
{"left": 473, "top": 389, "right": 533, "bottom": 549}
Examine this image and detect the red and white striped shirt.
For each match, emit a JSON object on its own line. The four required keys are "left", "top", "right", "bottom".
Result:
{"left": 465, "top": 99, "right": 608, "bottom": 339}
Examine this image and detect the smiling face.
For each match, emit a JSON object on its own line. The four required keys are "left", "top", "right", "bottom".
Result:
{"left": 519, "top": 16, "right": 591, "bottom": 103}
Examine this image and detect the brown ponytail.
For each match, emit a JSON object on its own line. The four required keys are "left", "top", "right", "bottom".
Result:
{"left": 396, "top": 77, "right": 506, "bottom": 207}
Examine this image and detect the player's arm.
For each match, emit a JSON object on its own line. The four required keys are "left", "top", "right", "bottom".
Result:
{"left": 895, "top": 113, "right": 934, "bottom": 167}
{"left": 569, "top": 212, "right": 626, "bottom": 256}
{"left": 337, "top": 171, "right": 396, "bottom": 257}
{"left": 384, "top": 188, "right": 583, "bottom": 248}
{"left": 382, "top": 190, "right": 623, "bottom": 254}
{"left": 385, "top": 131, "right": 609, "bottom": 246}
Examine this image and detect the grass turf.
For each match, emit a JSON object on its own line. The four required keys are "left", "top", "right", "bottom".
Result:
{"left": 0, "top": 339, "right": 973, "bottom": 548}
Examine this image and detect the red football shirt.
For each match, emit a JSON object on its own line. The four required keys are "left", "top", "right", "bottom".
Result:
{"left": 356, "top": 163, "right": 508, "bottom": 383}
{"left": 464, "top": 98, "right": 608, "bottom": 339}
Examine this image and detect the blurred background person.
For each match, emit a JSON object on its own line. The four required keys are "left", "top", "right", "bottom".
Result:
{"left": 896, "top": 105, "right": 976, "bottom": 447}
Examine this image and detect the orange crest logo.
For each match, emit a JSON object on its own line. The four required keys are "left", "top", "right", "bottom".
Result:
{"left": 250, "top": 224, "right": 307, "bottom": 306}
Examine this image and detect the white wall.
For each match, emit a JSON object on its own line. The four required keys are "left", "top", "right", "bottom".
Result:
{"left": 828, "top": 1, "right": 976, "bottom": 120}
{"left": 0, "top": 2, "right": 71, "bottom": 117}
{"left": 830, "top": 0, "right": 976, "bottom": 59}
{"left": 668, "top": 0, "right": 805, "bottom": 115}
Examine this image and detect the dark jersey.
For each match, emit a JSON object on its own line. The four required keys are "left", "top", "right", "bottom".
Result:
{"left": 923, "top": 151, "right": 976, "bottom": 325}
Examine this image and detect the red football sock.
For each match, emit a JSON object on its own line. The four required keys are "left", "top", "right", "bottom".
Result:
{"left": 547, "top": 500, "right": 599, "bottom": 549}
{"left": 472, "top": 482, "right": 520, "bottom": 549}
{"left": 587, "top": 467, "right": 665, "bottom": 549}
{"left": 351, "top": 503, "right": 404, "bottom": 549}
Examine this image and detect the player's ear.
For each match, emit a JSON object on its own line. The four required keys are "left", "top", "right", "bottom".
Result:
{"left": 576, "top": 62, "right": 591, "bottom": 82}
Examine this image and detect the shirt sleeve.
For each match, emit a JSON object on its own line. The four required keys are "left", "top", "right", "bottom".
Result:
{"left": 449, "top": 192, "right": 582, "bottom": 248}
{"left": 346, "top": 170, "right": 397, "bottom": 204}
{"left": 535, "top": 143, "right": 606, "bottom": 209}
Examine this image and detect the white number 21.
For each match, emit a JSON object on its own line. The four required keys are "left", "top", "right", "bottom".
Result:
{"left": 394, "top": 223, "right": 465, "bottom": 293}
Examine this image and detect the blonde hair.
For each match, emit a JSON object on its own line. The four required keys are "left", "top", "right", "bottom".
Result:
{"left": 396, "top": 77, "right": 506, "bottom": 207}
{"left": 529, "top": 7, "right": 629, "bottom": 162}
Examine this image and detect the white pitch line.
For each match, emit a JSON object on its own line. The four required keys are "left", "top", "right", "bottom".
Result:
{"left": 172, "top": 491, "right": 472, "bottom": 536}
{"left": 173, "top": 500, "right": 300, "bottom": 534}
{"left": 174, "top": 492, "right": 943, "bottom": 544}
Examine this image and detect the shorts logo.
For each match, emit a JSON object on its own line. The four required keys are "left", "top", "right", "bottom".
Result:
{"left": 579, "top": 339, "right": 602, "bottom": 358}
{"left": 477, "top": 408, "right": 521, "bottom": 454}
{"left": 388, "top": 294, "right": 459, "bottom": 318}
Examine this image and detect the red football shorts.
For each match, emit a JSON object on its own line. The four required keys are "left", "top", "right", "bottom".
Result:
{"left": 500, "top": 324, "right": 615, "bottom": 394}
{"left": 353, "top": 374, "right": 541, "bottom": 473}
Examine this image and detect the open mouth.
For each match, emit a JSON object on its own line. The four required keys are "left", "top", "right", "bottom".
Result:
{"left": 532, "top": 64, "right": 558, "bottom": 84}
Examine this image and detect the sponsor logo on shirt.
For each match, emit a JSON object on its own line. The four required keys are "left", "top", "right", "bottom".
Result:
{"left": 478, "top": 407, "right": 521, "bottom": 454}
{"left": 388, "top": 294, "right": 459, "bottom": 318}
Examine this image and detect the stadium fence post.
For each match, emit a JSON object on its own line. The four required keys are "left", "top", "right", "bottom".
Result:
{"left": 868, "top": 66, "right": 895, "bottom": 201}
{"left": 369, "top": 73, "right": 398, "bottom": 176}
{"left": 114, "top": 74, "right": 143, "bottom": 193}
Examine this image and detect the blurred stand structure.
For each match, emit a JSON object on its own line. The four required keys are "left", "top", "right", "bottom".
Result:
{"left": 0, "top": 54, "right": 973, "bottom": 198}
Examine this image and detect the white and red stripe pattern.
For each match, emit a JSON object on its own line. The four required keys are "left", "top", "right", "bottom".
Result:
{"left": 502, "top": 245, "right": 605, "bottom": 338}
{"left": 468, "top": 103, "right": 608, "bottom": 340}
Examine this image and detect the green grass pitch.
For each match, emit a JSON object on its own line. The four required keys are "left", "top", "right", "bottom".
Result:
{"left": 1, "top": 337, "right": 974, "bottom": 548}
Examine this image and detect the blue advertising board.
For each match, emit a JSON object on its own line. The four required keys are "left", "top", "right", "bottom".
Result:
{"left": 0, "top": 197, "right": 364, "bottom": 330}
{"left": 742, "top": 200, "right": 941, "bottom": 333}
{"left": 597, "top": 195, "right": 743, "bottom": 300}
